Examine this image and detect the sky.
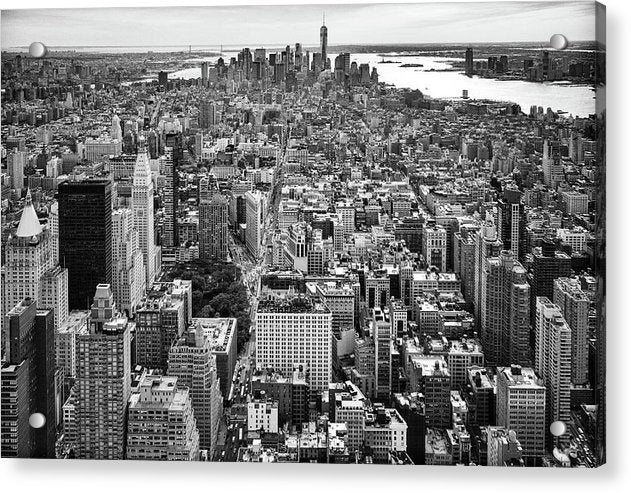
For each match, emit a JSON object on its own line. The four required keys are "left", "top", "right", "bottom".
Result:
{"left": 1, "top": 2, "right": 596, "bottom": 49}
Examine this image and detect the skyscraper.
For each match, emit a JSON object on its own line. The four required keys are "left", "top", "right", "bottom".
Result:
{"left": 162, "top": 140, "right": 182, "bottom": 248}
{"left": 320, "top": 15, "right": 328, "bottom": 71}
{"left": 58, "top": 180, "right": 113, "bottom": 310}
{"left": 110, "top": 114, "right": 122, "bottom": 142}
{"left": 8, "top": 149, "right": 25, "bottom": 193}
{"left": 334, "top": 53, "right": 351, "bottom": 84}
{"left": 74, "top": 284, "right": 131, "bottom": 459}
{"left": 542, "top": 50, "right": 550, "bottom": 80}
{"left": 496, "top": 366, "right": 546, "bottom": 466}
{"left": 3, "top": 190, "right": 54, "bottom": 320}
{"left": 372, "top": 308, "right": 392, "bottom": 401}
{"left": 158, "top": 70, "right": 168, "bottom": 88}
{"left": 49, "top": 200, "right": 59, "bottom": 264}
{"left": 111, "top": 208, "right": 145, "bottom": 316}
{"left": 473, "top": 214, "right": 503, "bottom": 326}
{"left": 132, "top": 147, "right": 157, "bottom": 286}
{"left": 481, "top": 250, "right": 531, "bottom": 367}
{"left": 39, "top": 265, "right": 69, "bottom": 328}
{"left": 168, "top": 325, "right": 223, "bottom": 453}
{"left": 126, "top": 374, "right": 200, "bottom": 461}
{"left": 534, "top": 297, "right": 572, "bottom": 449}
{"left": 199, "top": 194, "right": 229, "bottom": 263}
{"left": 199, "top": 101, "right": 217, "bottom": 129}
{"left": 498, "top": 187, "right": 527, "bottom": 261}
{"left": 542, "top": 139, "right": 564, "bottom": 189}
{"left": 1, "top": 299, "right": 56, "bottom": 458}
{"left": 135, "top": 283, "right": 187, "bottom": 372}
{"left": 465, "top": 47, "right": 474, "bottom": 76}
{"left": 531, "top": 238, "right": 572, "bottom": 322}
{"left": 422, "top": 224, "right": 447, "bottom": 272}
{"left": 553, "top": 277, "right": 589, "bottom": 385}
{"left": 201, "top": 61, "right": 209, "bottom": 86}
{"left": 245, "top": 190, "right": 264, "bottom": 259}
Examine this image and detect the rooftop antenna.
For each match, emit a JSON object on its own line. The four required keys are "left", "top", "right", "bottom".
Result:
{"left": 323, "top": 12, "right": 325, "bottom": 25}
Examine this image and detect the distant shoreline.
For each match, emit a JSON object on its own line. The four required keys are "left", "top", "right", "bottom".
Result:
{"left": 3, "top": 40, "right": 600, "bottom": 55}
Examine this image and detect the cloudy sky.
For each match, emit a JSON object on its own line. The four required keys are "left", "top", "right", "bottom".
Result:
{"left": 1, "top": 2, "right": 596, "bottom": 48}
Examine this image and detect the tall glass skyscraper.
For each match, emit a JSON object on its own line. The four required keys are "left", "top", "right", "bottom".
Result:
{"left": 58, "top": 179, "right": 112, "bottom": 310}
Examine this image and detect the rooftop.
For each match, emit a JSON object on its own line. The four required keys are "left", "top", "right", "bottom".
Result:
{"left": 499, "top": 365, "right": 545, "bottom": 389}
{"left": 16, "top": 190, "right": 43, "bottom": 238}
{"left": 257, "top": 296, "right": 330, "bottom": 314}
{"left": 426, "top": 428, "right": 449, "bottom": 456}
{"left": 190, "top": 317, "right": 236, "bottom": 353}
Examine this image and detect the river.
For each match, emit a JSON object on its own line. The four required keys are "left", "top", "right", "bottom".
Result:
{"left": 164, "top": 51, "right": 596, "bottom": 118}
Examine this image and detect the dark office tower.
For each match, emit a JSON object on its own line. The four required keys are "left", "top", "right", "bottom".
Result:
{"left": 499, "top": 188, "right": 527, "bottom": 261}
{"left": 33, "top": 309, "right": 56, "bottom": 457}
{"left": 274, "top": 61, "right": 285, "bottom": 83}
{"left": 199, "top": 194, "right": 229, "bottom": 263}
{"left": 394, "top": 216, "right": 425, "bottom": 254}
{"left": 201, "top": 61, "right": 208, "bottom": 86}
{"left": 393, "top": 393, "right": 426, "bottom": 465}
{"left": 334, "top": 53, "right": 351, "bottom": 84}
{"left": 465, "top": 47, "right": 474, "bottom": 76}
{"left": 158, "top": 70, "right": 168, "bottom": 89}
{"left": 217, "top": 57, "right": 225, "bottom": 77}
{"left": 295, "top": 43, "right": 303, "bottom": 71}
{"left": 542, "top": 50, "right": 550, "bottom": 80}
{"left": 312, "top": 53, "right": 322, "bottom": 73}
{"left": 147, "top": 129, "right": 159, "bottom": 159}
{"left": 240, "top": 47, "right": 252, "bottom": 79}
{"left": 199, "top": 101, "right": 217, "bottom": 129}
{"left": 370, "top": 67, "right": 379, "bottom": 84}
{"left": 58, "top": 179, "right": 113, "bottom": 310}
{"left": 320, "top": 15, "right": 328, "bottom": 71}
{"left": 254, "top": 48, "right": 266, "bottom": 62}
{"left": 285, "top": 45, "right": 291, "bottom": 71}
{"left": 1, "top": 299, "right": 56, "bottom": 458}
{"left": 530, "top": 238, "right": 572, "bottom": 322}
{"left": 163, "top": 132, "right": 183, "bottom": 248}
{"left": 359, "top": 63, "right": 371, "bottom": 84}
{"left": 498, "top": 55, "right": 509, "bottom": 73}
{"left": 252, "top": 60, "right": 262, "bottom": 80}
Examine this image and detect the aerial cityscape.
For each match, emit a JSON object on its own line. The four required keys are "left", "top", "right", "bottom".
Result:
{"left": 0, "top": 3, "right": 605, "bottom": 467}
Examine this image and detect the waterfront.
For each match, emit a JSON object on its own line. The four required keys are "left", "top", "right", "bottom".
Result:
{"left": 166, "top": 51, "right": 596, "bottom": 117}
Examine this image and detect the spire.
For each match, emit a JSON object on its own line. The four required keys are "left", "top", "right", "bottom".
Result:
{"left": 16, "top": 189, "right": 43, "bottom": 238}
{"left": 133, "top": 145, "right": 151, "bottom": 183}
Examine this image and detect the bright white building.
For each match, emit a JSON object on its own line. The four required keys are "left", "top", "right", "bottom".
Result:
{"left": 111, "top": 208, "right": 145, "bottom": 316}
{"left": 256, "top": 296, "right": 332, "bottom": 392}
{"left": 245, "top": 190, "right": 265, "bottom": 258}
{"left": 132, "top": 149, "right": 157, "bottom": 286}
{"left": 247, "top": 399, "right": 279, "bottom": 433}
{"left": 126, "top": 374, "right": 200, "bottom": 461}
{"left": 535, "top": 297, "right": 572, "bottom": 447}
{"left": 496, "top": 366, "right": 546, "bottom": 465}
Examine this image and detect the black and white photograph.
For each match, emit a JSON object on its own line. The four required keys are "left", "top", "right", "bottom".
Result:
{"left": 0, "top": 0, "right": 607, "bottom": 473}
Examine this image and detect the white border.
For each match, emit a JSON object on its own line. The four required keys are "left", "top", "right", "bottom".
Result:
{"left": 0, "top": 1, "right": 628, "bottom": 492}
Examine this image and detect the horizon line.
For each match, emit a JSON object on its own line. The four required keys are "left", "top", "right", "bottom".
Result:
{"left": 4, "top": 40, "right": 596, "bottom": 50}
